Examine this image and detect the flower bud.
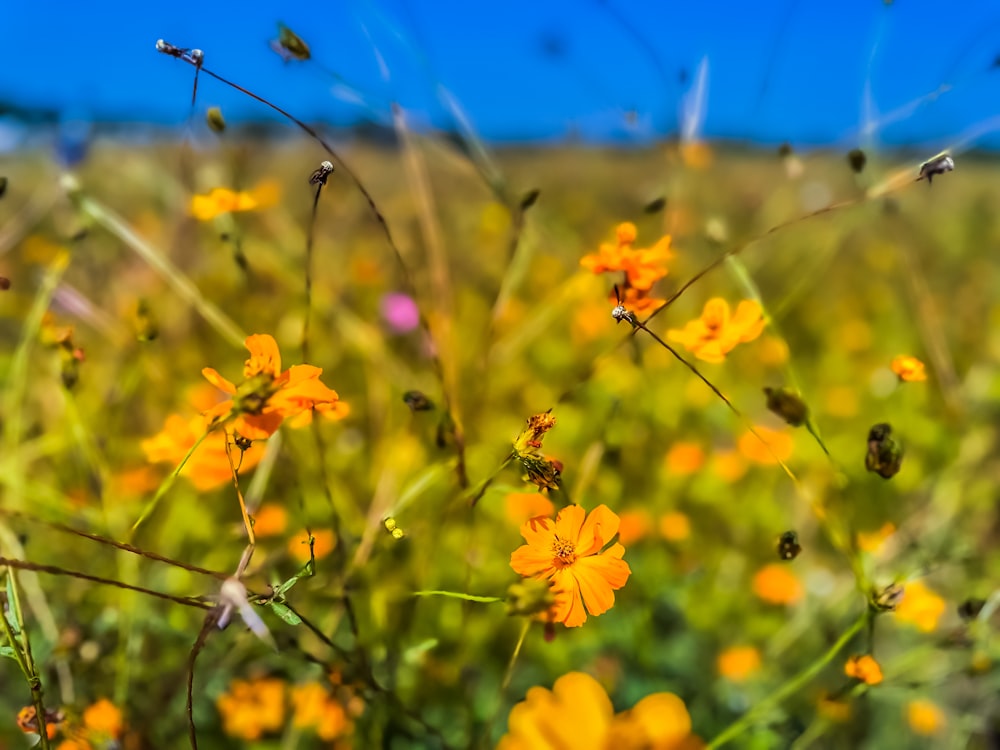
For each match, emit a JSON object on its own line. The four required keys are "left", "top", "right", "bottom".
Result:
{"left": 865, "top": 423, "right": 903, "bottom": 479}
{"left": 505, "top": 578, "right": 556, "bottom": 617}
{"left": 764, "top": 387, "right": 809, "bottom": 427}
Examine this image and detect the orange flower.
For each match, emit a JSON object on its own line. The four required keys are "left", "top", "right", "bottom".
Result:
{"left": 288, "top": 529, "right": 336, "bottom": 562}
{"left": 504, "top": 493, "right": 556, "bottom": 526}
{"left": 817, "top": 692, "right": 851, "bottom": 723}
{"left": 190, "top": 187, "right": 258, "bottom": 221}
{"left": 16, "top": 706, "right": 60, "bottom": 740}
{"left": 252, "top": 505, "right": 288, "bottom": 537}
{"left": 617, "top": 510, "right": 652, "bottom": 545}
{"left": 665, "top": 442, "right": 705, "bottom": 475}
{"left": 82, "top": 699, "right": 123, "bottom": 739}
{"left": 856, "top": 522, "right": 895, "bottom": 553}
{"left": 906, "top": 699, "right": 945, "bottom": 735}
{"left": 581, "top": 222, "right": 672, "bottom": 291}
{"left": 290, "top": 682, "right": 349, "bottom": 741}
{"left": 717, "top": 646, "right": 761, "bottom": 683}
{"left": 202, "top": 334, "right": 348, "bottom": 441}
{"left": 510, "top": 505, "right": 631, "bottom": 628}
{"left": 844, "top": 654, "right": 883, "bottom": 685}
{"left": 894, "top": 580, "right": 946, "bottom": 632}
{"left": 142, "top": 413, "right": 265, "bottom": 491}
{"left": 216, "top": 677, "right": 286, "bottom": 741}
{"left": 752, "top": 564, "right": 804, "bottom": 605}
{"left": 498, "top": 672, "right": 696, "bottom": 750}
{"left": 659, "top": 512, "right": 691, "bottom": 542}
{"left": 891, "top": 355, "right": 927, "bottom": 382}
{"left": 667, "top": 298, "right": 765, "bottom": 363}
{"left": 738, "top": 426, "right": 794, "bottom": 465}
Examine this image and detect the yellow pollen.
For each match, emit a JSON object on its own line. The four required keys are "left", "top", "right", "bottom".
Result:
{"left": 552, "top": 536, "right": 576, "bottom": 562}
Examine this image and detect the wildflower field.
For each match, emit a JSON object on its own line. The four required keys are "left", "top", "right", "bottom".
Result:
{"left": 2, "top": 42, "right": 1000, "bottom": 750}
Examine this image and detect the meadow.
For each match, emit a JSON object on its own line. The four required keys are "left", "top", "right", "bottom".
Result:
{"left": 0, "top": 82, "right": 999, "bottom": 748}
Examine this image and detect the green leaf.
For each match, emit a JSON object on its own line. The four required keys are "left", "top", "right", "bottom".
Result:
{"left": 267, "top": 602, "right": 302, "bottom": 626}
{"left": 0, "top": 645, "right": 16, "bottom": 659}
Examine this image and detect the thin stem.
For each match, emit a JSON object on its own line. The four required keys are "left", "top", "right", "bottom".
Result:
{"left": 480, "top": 618, "right": 531, "bottom": 748}
{"left": 1, "top": 571, "right": 50, "bottom": 750}
{"left": 131, "top": 429, "right": 211, "bottom": 539}
{"left": 706, "top": 612, "right": 867, "bottom": 749}
{"left": 631, "top": 320, "right": 798, "bottom": 482}
{"left": 412, "top": 591, "right": 504, "bottom": 604}
{"left": 301, "top": 182, "right": 323, "bottom": 363}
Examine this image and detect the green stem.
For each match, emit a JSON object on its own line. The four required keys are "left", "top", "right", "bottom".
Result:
{"left": 412, "top": 591, "right": 504, "bottom": 604}
{"left": 130, "top": 429, "right": 211, "bottom": 539}
{"left": 2, "top": 572, "right": 51, "bottom": 749}
{"left": 468, "top": 454, "right": 515, "bottom": 507}
{"left": 706, "top": 612, "right": 867, "bottom": 750}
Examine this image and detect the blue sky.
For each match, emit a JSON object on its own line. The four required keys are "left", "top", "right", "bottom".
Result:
{"left": 3, "top": 1, "right": 1000, "bottom": 147}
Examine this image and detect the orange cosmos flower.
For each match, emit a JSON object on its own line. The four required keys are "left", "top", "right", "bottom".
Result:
{"left": 717, "top": 646, "right": 761, "bottom": 683}
{"left": 510, "top": 505, "right": 631, "bottom": 628}
{"left": 844, "top": 654, "right": 883, "bottom": 685}
{"left": 610, "top": 284, "right": 665, "bottom": 317}
{"left": 202, "top": 334, "right": 348, "bottom": 441}
{"left": 290, "top": 682, "right": 350, "bottom": 741}
{"left": 667, "top": 298, "right": 765, "bottom": 363}
{"left": 82, "top": 699, "right": 123, "bottom": 740}
{"left": 581, "top": 222, "right": 673, "bottom": 292}
{"left": 191, "top": 187, "right": 258, "bottom": 221}
{"left": 216, "top": 677, "right": 286, "bottom": 741}
{"left": 142, "top": 413, "right": 265, "bottom": 490}
{"left": 891, "top": 355, "right": 927, "bottom": 382}
{"left": 498, "top": 672, "right": 697, "bottom": 750}
{"left": 738, "top": 425, "right": 794, "bottom": 465}
{"left": 752, "top": 564, "right": 804, "bottom": 605}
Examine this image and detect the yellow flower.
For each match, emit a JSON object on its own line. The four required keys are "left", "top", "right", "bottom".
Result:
{"left": 498, "top": 672, "right": 696, "bottom": 750}
{"left": 667, "top": 298, "right": 765, "bottom": 363}
{"left": 510, "top": 505, "right": 631, "bottom": 628}
{"left": 752, "top": 564, "right": 804, "bottom": 605}
{"left": 894, "top": 580, "right": 946, "bottom": 632}
{"left": 252, "top": 505, "right": 288, "bottom": 537}
{"left": 906, "top": 699, "right": 945, "bottom": 735}
{"left": 580, "top": 222, "right": 673, "bottom": 292}
{"left": 202, "top": 334, "right": 348, "bottom": 441}
{"left": 665, "top": 442, "right": 705, "bottom": 475}
{"left": 190, "top": 187, "right": 258, "bottom": 221}
{"left": 817, "top": 692, "right": 851, "bottom": 723}
{"left": 716, "top": 646, "right": 761, "bottom": 683}
{"left": 142, "top": 413, "right": 265, "bottom": 491}
{"left": 616, "top": 510, "right": 653, "bottom": 545}
{"left": 216, "top": 677, "right": 286, "bottom": 740}
{"left": 844, "top": 654, "right": 883, "bottom": 685}
{"left": 891, "top": 355, "right": 927, "bottom": 382}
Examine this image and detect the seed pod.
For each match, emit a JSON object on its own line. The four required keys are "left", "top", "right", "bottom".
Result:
{"left": 865, "top": 422, "right": 903, "bottom": 479}
{"left": 847, "top": 148, "right": 867, "bottom": 174}
{"left": 776, "top": 530, "right": 802, "bottom": 560}
{"left": 764, "top": 387, "right": 809, "bottom": 427}
{"left": 206, "top": 107, "right": 226, "bottom": 133}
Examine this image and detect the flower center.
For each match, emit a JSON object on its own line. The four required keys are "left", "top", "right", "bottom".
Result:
{"left": 551, "top": 535, "right": 576, "bottom": 565}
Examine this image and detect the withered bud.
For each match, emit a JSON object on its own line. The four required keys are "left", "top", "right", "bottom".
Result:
{"left": 958, "top": 598, "right": 986, "bottom": 622}
{"left": 206, "top": 107, "right": 226, "bottom": 133}
{"left": 643, "top": 196, "right": 666, "bottom": 214}
{"left": 764, "top": 387, "right": 809, "bottom": 427}
{"left": 403, "top": 390, "right": 435, "bottom": 412}
{"left": 520, "top": 189, "right": 541, "bottom": 210}
{"left": 778, "top": 142, "right": 793, "bottom": 158}
{"left": 234, "top": 434, "right": 252, "bottom": 452}
{"left": 847, "top": 148, "right": 867, "bottom": 174}
{"left": 505, "top": 578, "right": 556, "bottom": 617}
{"left": 274, "top": 22, "right": 311, "bottom": 61}
{"left": 0, "top": 176, "right": 7, "bottom": 198}
{"left": 520, "top": 454, "right": 562, "bottom": 491}
{"left": 918, "top": 153, "right": 954, "bottom": 184}
{"left": 871, "top": 582, "right": 905, "bottom": 612}
{"left": 776, "top": 530, "right": 802, "bottom": 561}
{"left": 134, "top": 298, "right": 158, "bottom": 342}
{"left": 0, "top": 276, "right": 9, "bottom": 291}
{"left": 309, "top": 160, "right": 334, "bottom": 186}
{"left": 865, "top": 422, "right": 903, "bottom": 479}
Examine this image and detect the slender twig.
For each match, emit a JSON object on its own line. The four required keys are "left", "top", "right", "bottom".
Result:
{"left": 301, "top": 180, "right": 324, "bottom": 363}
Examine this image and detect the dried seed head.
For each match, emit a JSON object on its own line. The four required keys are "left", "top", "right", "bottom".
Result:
{"left": 872, "top": 582, "right": 905, "bottom": 612}
{"left": 764, "top": 386, "right": 809, "bottom": 427}
{"left": 776, "top": 530, "right": 802, "bottom": 560}
{"left": 865, "top": 422, "right": 903, "bottom": 479}
{"left": 206, "top": 107, "right": 226, "bottom": 133}
{"left": 309, "top": 160, "right": 335, "bottom": 186}
{"left": 847, "top": 148, "right": 867, "bottom": 174}
{"left": 403, "top": 390, "right": 435, "bottom": 412}
{"left": 918, "top": 153, "right": 954, "bottom": 184}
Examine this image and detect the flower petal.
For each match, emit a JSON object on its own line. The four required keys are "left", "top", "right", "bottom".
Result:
{"left": 554, "top": 505, "right": 587, "bottom": 547}
{"left": 550, "top": 568, "right": 587, "bottom": 627}
{"left": 202, "top": 368, "right": 236, "bottom": 394}
{"left": 518, "top": 515, "right": 556, "bottom": 549}
{"left": 510, "top": 544, "right": 557, "bottom": 579}
{"left": 243, "top": 334, "right": 282, "bottom": 378}
{"left": 577, "top": 504, "right": 620, "bottom": 555}
{"left": 573, "top": 553, "right": 631, "bottom": 617}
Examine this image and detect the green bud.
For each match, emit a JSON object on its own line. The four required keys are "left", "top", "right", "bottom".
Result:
{"left": 764, "top": 387, "right": 809, "bottom": 427}
{"left": 505, "top": 578, "right": 556, "bottom": 617}
{"left": 206, "top": 107, "right": 226, "bottom": 133}
{"left": 871, "top": 582, "right": 905, "bottom": 612}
